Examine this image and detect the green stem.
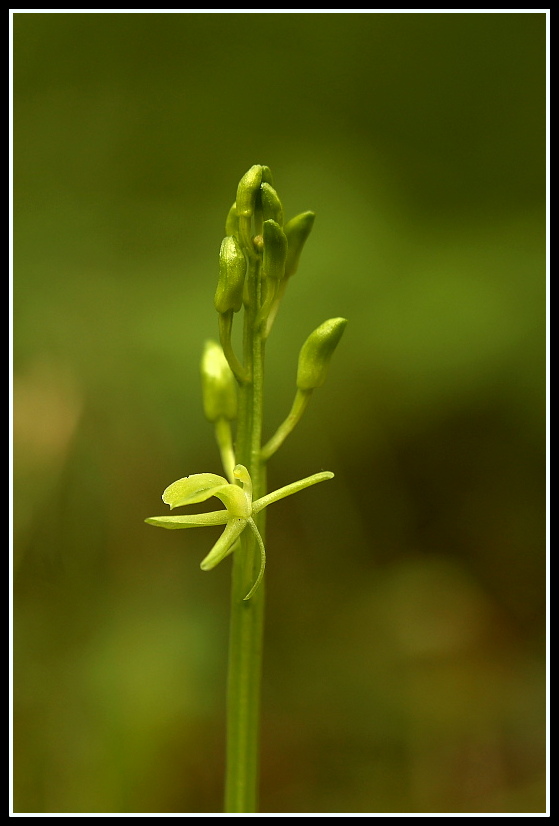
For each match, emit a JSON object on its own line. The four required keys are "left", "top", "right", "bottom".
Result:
{"left": 224, "top": 256, "right": 266, "bottom": 813}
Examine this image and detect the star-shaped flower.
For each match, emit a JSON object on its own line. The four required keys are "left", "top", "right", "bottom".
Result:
{"left": 145, "top": 464, "right": 333, "bottom": 599}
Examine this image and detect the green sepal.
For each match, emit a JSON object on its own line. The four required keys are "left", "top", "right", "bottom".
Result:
{"left": 262, "top": 219, "right": 288, "bottom": 281}
{"left": 296, "top": 318, "right": 348, "bottom": 390}
{"left": 144, "top": 511, "right": 230, "bottom": 529}
{"left": 200, "top": 340, "right": 238, "bottom": 421}
{"left": 215, "top": 236, "right": 246, "bottom": 314}
{"left": 284, "top": 211, "right": 315, "bottom": 279}
{"left": 236, "top": 165, "right": 263, "bottom": 218}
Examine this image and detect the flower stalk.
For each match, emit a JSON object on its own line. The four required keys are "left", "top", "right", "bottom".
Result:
{"left": 145, "top": 165, "right": 346, "bottom": 812}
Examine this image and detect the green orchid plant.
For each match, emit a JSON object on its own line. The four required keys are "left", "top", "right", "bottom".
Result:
{"left": 145, "top": 165, "right": 346, "bottom": 813}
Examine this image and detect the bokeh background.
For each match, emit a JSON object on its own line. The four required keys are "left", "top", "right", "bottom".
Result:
{"left": 13, "top": 11, "right": 547, "bottom": 815}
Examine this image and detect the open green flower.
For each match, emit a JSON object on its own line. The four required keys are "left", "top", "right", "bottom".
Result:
{"left": 145, "top": 464, "right": 333, "bottom": 600}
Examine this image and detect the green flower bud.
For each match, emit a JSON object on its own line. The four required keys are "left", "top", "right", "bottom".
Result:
{"left": 262, "top": 219, "right": 288, "bottom": 281}
{"left": 260, "top": 182, "right": 284, "bottom": 225}
{"left": 236, "top": 164, "right": 263, "bottom": 218}
{"left": 296, "top": 318, "right": 348, "bottom": 391}
{"left": 215, "top": 236, "right": 246, "bottom": 313}
{"left": 261, "top": 165, "right": 274, "bottom": 185}
{"left": 284, "top": 211, "right": 315, "bottom": 279}
{"left": 225, "top": 202, "right": 238, "bottom": 237}
{"left": 201, "top": 340, "right": 238, "bottom": 422}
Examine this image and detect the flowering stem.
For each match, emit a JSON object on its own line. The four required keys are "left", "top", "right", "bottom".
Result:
{"left": 145, "top": 165, "right": 345, "bottom": 813}
{"left": 224, "top": 254, "right": 266, "bottom": 813}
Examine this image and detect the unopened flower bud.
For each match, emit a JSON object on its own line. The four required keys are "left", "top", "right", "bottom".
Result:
{"left": 215, "top": 236, "right": 246, "bottom": 313}
{"left": 261, "top": 165, "right": 274, "bottom": 185}
{"left": 284, "top": 211, "right": 315, "bottom": 279}
{"left": 225, "top": 202, "right": 238, "bottom": 237}
{"left": 262, "top": 219, "right": 288, "bottom": 281}
{"left": 296, "top": 318, "right": 347, "bottom": 391}
{"left": 200, "top": 340, "right": 238, "bottom": 422}
{"left": 236, "top": 165, "right": 263, "bottom": 218}
{"left": 260, "top": 183, "right": 284, "bottom": 225}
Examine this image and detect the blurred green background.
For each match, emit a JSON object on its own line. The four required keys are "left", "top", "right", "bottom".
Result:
{"left": 13, "top": 11, "right": 546, "bottom": 814}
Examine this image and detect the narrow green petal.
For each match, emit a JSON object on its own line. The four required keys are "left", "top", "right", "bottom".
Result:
{"left": 145, "top": 510, "right": 230, "bottom": 529}
{"left": 252, "top": 471, "right": 334, "bottom": 514}
{"left": 163, "top": 473, "right": 228, "bottom": 509}
{"left": 243, "top": 518, "right": 266, "bottom": 601}
{"left": 200, "top": 518, "right": 247, "bottom": 570}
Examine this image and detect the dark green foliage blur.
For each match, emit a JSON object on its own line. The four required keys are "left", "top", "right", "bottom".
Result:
{"left": 13, "top": 11, "right": 546, "bottom": 814}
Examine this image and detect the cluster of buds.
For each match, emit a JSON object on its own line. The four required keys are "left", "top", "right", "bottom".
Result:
{"left": 215, "top": 163, "right": 346, "bottom": 380}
